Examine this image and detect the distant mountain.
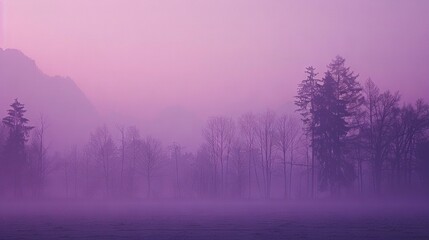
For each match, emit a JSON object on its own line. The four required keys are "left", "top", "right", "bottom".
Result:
{"left": 0, "top": 48, "right": 99, "bottom": 150}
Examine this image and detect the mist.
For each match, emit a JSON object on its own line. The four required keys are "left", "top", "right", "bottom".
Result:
{"left": 1, "top": 0, "right": 429, "bottom": 239}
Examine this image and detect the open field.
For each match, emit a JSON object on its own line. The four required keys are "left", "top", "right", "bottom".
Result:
{"left": 1, "top": 201, "right": 428, "bottom": 239}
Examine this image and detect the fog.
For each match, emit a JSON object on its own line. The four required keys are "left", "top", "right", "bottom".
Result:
{"left": 1, "top": 0, "right": 429, "bottom": 239}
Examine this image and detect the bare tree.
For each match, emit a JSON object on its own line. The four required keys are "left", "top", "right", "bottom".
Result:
{"left": 28, "top": 116, "right": 50, "bottom": 197}
{"left": 238, "top": 112, "right": 259, "bottom": 198}
{"left": 126, "top": 126, "right": 140, "bottom": 196}
{"left": 230, "top": 139, "right": 246, "bottom": 198}
{"left": 82, "top": 144, "right": 92, "bottom": 196}
{"left": 69, "top": 145, "right": 79, "bottom": 198}
{"left": 117, "top": 126, "right": 126, "bottom": 192}
{"left": 63, "top": 152, "right": 70, "bottom": 198}
{"left": 256, "top": 110, "right": 277, "bottom": 199}
{"left": 202, "top": 116, "right": 235, "bottom": 196}
{"left": 88, "top": 125, "right": 116, "bottom": 196}
{"left": 140, "top": 136, "right": 163, "bottom": 198}
{"left": 391, "top": 100, "right": 429, "bottom": 189}
{"left": 363, "top": 79, "right": 400, "bottom": 193}
{"left": 169, "top": 142, "right": 183, "bottom": 198}
{"left": 276, "top": 114, "right": 299, "bottom": 199}
{"left": 193, "top": 143, "right": 214, "bottom": 197}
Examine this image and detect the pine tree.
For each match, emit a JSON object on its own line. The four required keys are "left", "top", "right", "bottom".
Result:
{"left": 327, "top": 56, "right": 364, "bottom": 131}
{"left": 326, "top": 56, "right": 363, "bottom": 193}
{"left": 309, "top": 56, "right": 363, "bottom": 194}
{"left": 2, "top": 99, "right": 34, "bottom": 196}
{"left": 295, "top": 66, "right": 321, "bottom": 197}
{"left": 313, "top": 72, "right": 353, "bottom": 193}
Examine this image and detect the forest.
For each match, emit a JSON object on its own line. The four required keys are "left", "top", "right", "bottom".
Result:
{"left": 0, "top": 56, "right": 428, "bottom": 201}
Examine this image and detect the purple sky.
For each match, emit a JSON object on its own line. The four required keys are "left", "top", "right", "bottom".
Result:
{"left": 1, "top": 0, "right": 429, "bottom": 147}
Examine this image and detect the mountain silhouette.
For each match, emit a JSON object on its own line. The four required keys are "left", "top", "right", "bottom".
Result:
{"left": 0, "top": 48, "right": 99, "bottom": 150}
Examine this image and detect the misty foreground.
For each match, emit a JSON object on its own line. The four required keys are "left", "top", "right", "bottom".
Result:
{"left": 1, "top": 200, "right": 428, "bottom": 240}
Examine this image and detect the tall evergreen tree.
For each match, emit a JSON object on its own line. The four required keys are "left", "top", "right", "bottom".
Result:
{"left": 295, "top": 58, "right": 363, "bottom": 195}
{"left": 313, "top": 72, "right": 353, "bottom": 193}
{"left": 2, "top": 99, "right": 33, "bottom": 196}
{"left": 327, "top": 56, "right": 364, "bottom": 134}
{"left": 295, "top": 66, "right": 321, "bottom": 197}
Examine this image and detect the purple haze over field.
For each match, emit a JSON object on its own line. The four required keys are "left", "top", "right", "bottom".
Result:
{"left": 0, "top": 1, "right": 429, "bottom": 239}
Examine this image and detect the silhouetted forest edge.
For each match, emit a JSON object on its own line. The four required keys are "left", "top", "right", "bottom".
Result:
{"left": 0, "top": 55, "right": 428, "bottom": 202}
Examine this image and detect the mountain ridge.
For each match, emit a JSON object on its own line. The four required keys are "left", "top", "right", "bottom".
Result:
{"left": 0, "top": 48, "right": 99, "bottom": 150}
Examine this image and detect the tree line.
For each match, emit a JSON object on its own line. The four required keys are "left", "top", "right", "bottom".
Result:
{"left": 296, "top": 56, "right": 429, "bottom": 196}
{"left": 0, "top": 56, "right": 428, "bottom": 200}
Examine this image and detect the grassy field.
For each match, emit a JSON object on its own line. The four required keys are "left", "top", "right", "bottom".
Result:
{"left": 0, "top": 201, "right": 428, "bottom": 239}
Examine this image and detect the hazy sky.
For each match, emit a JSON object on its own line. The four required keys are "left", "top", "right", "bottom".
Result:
{"left": 1, "top": 0, "right": 429, "bottom": 146}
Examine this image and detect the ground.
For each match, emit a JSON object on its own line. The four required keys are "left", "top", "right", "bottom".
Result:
{"left": 0, "top": 200, "right": 428, "bottom": 239}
